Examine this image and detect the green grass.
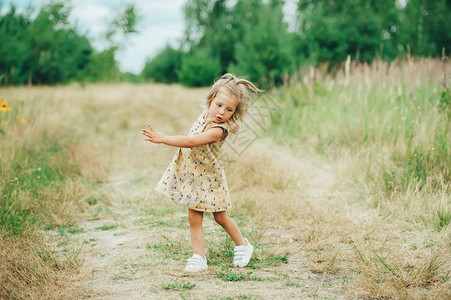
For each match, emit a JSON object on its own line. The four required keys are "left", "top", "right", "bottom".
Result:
{"left": 249, "top": 251, "right": 288, "bottom": 268}
{"left": 88, "top": 207, "right": 117, "bottom": 219}
{"left": 207, "top": 296, "right": 254, "bottom": 300}
{"left": 57, "top": 225, "right": 85, "bottom": 235}
{"left": 111, "top": 273, "right": 134, "bottom": 281}
{"left": 286, "top": 279, "right": 305, "bottom": 288}
{"left": 215, "top": 269, "right": 269, "bottom": 282}
{"left": 162, "top": 279, "right": 196, "bottom": 291}
{"left": 95, "top": 223, "right": 118, "bottom": 231}
{"left": 435, "top": 206, "right": 451, "bottom": 231}
{"left": 85, "top": 194, "right": 108, "bottom": 206}
{"left": 216, "top": 269, "right": 248, "bottom": 281}
{"left": 149, "top": 234, "right": 192, "bottom": 259}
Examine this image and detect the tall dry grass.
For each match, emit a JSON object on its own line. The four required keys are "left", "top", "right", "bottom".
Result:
{"left": 269, "top": 58, "right": 451, "bottom": 298}
{"left": 272, "top": 58, "right": 450, "bottom": 223}
{"left": 0, "top": 230, "right": 88, "bottom": 299}
{"left": 0, "top": 86, "right": 112, "bottom": 299}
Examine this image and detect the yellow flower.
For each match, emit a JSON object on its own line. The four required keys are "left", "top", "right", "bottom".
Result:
{"left": 0, "top": 99, "right": 11, "bottom": 112}
{"left": 17, "top": 115, "right": 25, "bottom": 123}
{"left": 1, "top": 120, "right": 8, "bottom": 126}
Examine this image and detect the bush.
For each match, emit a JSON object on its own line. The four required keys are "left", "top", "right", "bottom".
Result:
{"left": 177, "top": 48, "right": 221, "bottom": 87}
{"left": 86, "top": 49, "right": 122, "bottom": 82}
{"left": 141, "top": 45, "right": 182, "bottom": 83}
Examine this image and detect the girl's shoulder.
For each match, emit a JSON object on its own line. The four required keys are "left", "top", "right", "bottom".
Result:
{"left": 205, "top": 120, "right": 229, "bottom": 141}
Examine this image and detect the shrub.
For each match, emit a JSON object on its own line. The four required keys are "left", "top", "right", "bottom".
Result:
{"left": 177, "top": 48, "right": 221, "bottom": 87}
{"left": 141, "top": 45, "right": 182, "bottom": 83}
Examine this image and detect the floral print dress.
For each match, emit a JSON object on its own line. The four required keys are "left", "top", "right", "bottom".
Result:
{"left": 154, "top": 110, "right": 231, "bottom": 212}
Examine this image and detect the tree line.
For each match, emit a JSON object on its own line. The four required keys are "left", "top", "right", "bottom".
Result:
{"left": 0, "top": 2, "right": 137, "bottom": 85}
{"left": 143, "top": 0, "right": 450, "bottom": 87}
{"left": 1, "top": 0, "right": 450, "bottom": 87}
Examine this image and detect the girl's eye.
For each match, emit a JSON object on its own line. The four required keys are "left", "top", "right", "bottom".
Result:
{"left": 217, "top": 104, "right": 221, "bottom": 107}
{"left": 228, "top": 109, "right": 233, "bottom": 112}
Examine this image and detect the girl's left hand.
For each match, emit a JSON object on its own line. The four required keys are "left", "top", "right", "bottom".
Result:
{"left": 142, "top": 124, "right": 165, "bottom": 144}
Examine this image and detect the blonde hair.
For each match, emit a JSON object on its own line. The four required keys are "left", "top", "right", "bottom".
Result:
{"left": 205, "top": 73, "right": 262, "bottom": 123}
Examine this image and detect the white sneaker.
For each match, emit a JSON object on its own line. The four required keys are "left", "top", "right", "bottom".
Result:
{"left": 233, "top": 238, "right": 253, "bottom": 268}
{"left": 184, "top": 254, "right": 208, "bottom": 272}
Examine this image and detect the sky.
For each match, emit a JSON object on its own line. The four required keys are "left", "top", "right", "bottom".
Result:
{"left": 3, "top": 0, "right": 298, "bottom": 74}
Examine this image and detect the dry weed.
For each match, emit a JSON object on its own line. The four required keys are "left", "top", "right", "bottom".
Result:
{"left": 0, "top": 230, "right": 89, "bottom": 299}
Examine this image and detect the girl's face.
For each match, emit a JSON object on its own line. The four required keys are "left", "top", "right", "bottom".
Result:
{"left": 207, "top": 91, "right": 238, "bottom": 123}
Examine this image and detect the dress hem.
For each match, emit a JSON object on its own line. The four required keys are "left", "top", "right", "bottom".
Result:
{"left": 154, "top": 186, "right": 231, "bottom": 213}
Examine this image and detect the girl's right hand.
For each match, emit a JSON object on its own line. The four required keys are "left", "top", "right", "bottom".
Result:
{"left": 142, "top": 124, "right": 165, "bottom": 144}
{"left": 229, "top": 121, "right": 239, "bottom": 134}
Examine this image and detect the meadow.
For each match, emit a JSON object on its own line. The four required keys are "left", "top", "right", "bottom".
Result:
{"left": 0, "top": 58, "right": 449, "bottom": 299}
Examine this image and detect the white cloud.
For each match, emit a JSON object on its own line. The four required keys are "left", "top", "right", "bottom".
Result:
{"left": 70, "top": 2, "right": 110, "bottom": 36}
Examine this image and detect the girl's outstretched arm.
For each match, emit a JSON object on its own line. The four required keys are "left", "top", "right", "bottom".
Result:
{"left": 142, "top": 124, "right": 225, "bottom": 148}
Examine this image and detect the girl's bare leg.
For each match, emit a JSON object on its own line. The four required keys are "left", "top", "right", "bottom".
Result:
{"left": 212, "top": 211, "right": 246, "bottom": 246}
{"left": 188, "top": 209, "right": 205, "bottom": 257}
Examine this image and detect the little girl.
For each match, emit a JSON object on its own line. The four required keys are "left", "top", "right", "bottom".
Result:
{"left": 142, "top": 73, "right": 261, "bottom": 272}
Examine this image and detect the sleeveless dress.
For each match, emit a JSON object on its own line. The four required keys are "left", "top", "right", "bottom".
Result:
{"left": 154, "top": 110, "right": 231, "bottom": 212}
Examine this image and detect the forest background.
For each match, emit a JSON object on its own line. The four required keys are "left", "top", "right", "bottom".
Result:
{"left": 1, "top": 0, "right": 450, "bottom": 88}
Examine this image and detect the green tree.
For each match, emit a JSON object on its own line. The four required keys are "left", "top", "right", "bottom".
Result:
{"left": 0, "top": 2, "right": 92, "bottom": 85}
{"left": 141, "top": 45, "right": 182, "bottom": 83}
{"left": 169, "top": 0, "right": 294, "bottom": 87}
{"left": 399, "top": 0, "right": 451, "bottom": 56}
{"left": 231, "top": 0, "right": 294, "bottom": 86}
{"left": 177, "top": 47, "right": 221, "bottom": 87}
{"left": 372, "top": 0, "right": 405, "bottom": 60}
{"left": 0, "top": 6, "right": 32, "bottom": 85}
{"left": 184, "top": 0, "right": 240, "bottom": 74}
{"left": 297, "top": 0, "right": 390, "bottom": 65}
{"left": 86, "top": 49, "right": 121, "bottom": 82}
{"left": 29, "top": 2, "right": 93, "bottom": 84}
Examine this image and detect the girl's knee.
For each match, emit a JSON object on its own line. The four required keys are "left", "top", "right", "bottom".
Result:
{"left": 188, "top": 209, "right": 203, "bottom": 226}
{"left": 213, "top": 212, "right": 228, "bottom": 226}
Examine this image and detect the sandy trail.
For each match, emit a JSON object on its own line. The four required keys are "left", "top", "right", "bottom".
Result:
{"left": 46, "top": 138, "right": 362, "bottom": 299}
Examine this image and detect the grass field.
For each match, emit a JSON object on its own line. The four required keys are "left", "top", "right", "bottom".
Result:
{"left": 0, "top": 58, "right": 450, "bottom": 299}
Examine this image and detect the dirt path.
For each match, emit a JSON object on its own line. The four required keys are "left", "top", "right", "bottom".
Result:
{"left": 45, "top": 135, "right": 365, "bottom": 299}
